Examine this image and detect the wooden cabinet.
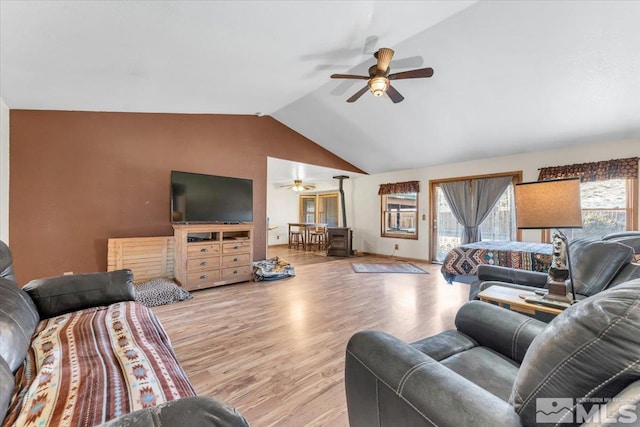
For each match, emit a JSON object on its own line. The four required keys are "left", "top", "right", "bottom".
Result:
{"left": 173, "top": 223, "right": 254, "bottom": 291}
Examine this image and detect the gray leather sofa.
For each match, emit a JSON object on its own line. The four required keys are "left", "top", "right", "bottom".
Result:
{"left": 345, "top": 279, "right": 640, "bottom": 426}
{"left": 0, "top": 240, "right": 249, "bottom": 427}
{"left": 468, "top": 237, "right": 640, "bottom": 301}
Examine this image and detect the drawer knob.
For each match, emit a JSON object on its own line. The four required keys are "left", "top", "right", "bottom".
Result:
{"left": 200, "top": 274, "right": 208, "bottom": 280}
{"left": 200, "top": 248, "right": 208, "bottom": 253}
{"left": 234, "top": 245, "right": 240, "bottom": 250}
{"left": 233, "top": 258, "right": 238, "bottom": 262}
{"left": 200, "top": 261, "right": 208, "bottom": 266}
{"left": 233, "top": 270, "right": 238, "bottom": 274}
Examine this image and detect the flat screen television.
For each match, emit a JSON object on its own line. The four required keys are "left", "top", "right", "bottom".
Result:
{"left": 171, "top": 170, "right": 253, "bottom": 223}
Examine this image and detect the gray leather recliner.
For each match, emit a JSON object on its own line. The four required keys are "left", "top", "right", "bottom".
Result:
{"left": 345, "top": 279, "right": 640, "bottom": 426}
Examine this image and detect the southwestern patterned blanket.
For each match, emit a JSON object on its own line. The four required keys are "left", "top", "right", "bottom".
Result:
{"left": 441, "top": 240, "right": 553, "bottom": 284}
{"left": 3, "top": 301, "right": 195, "bottom": 427}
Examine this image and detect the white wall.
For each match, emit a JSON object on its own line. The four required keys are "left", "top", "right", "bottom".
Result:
{"left": 267, "top": 184, "right": 301, "bottom": 245}
{"left": 0, "top": 99, "right": 8, "bottom": 243}
{"left": 351, "top": 139, "right": 640, "bottom": 260}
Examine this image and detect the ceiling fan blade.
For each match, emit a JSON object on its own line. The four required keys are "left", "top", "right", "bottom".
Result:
{"left": 388, "top": 67, "right": 434, "bottom": 80}
{"left": 376, "top": 48, "right": 394, "bottom": 73}
{"left": 346, "top": 86, "right": 369, "bottom": 103}
{"left": 362, "top": 35, "right": 379, "bottom": 54}
{"left": 330, "top": 74, "right": 369, "bottom": 80}
{"left": 386, "top": 85, "right": 405, "bottom": 103}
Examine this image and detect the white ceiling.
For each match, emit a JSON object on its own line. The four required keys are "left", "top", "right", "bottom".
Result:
{"left": 2, "top": 1, "right": 639, "bottom": 176}
{"left": 267, "top": 156, "right": 365, "bottom": 187}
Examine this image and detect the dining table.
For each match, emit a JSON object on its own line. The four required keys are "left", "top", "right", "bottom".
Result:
{"left": 288, "top": 222, "right": 328, "bottom": 250}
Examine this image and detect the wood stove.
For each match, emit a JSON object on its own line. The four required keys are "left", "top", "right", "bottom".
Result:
{"left": 327, "top": 227, "right": 352, "bottom": 257}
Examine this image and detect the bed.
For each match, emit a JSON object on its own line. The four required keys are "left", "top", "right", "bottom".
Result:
{"left": 440, "top": 240, "right": 552, "bottom": 284}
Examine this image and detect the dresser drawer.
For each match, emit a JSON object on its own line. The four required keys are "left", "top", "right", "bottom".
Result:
{"left": 187, "top": 242, "right": 220, "bottom": 258}
{"left": 222, "top": 240, "right": 251, "bottom": 254}
{"left": 186, "top": 269, "right": 220, "bottom": 289}
{"left": 187, "top": 257, "right": 220, "bottom": 271}
{"left": 221, "top": 265, "right": 252, "bottom": 282}
{"left": 221, "top": 253, "right": 251, "bottom": 267}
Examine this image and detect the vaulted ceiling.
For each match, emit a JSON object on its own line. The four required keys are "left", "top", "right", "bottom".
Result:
{"left": 2, "top": 1, "right": 639, "bottom": 175}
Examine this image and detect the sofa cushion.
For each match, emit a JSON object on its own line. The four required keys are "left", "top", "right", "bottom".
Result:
{"left": 23, "top": 269, "right": 136, "bottom": 318}
{"left": 4, "top": 301, "right": 196, "bottom": 427}
{"left": 411, "top": 330, "right": 477, "bottom": 361}
{"left": 569, "top": 239, "right": 634, "bottom": 296}
{"left": 0, "top": 357, "right": 14, "bottom": 426}
{"left": 602, "top": 231, "right": 640, "bottom": 253}
{"left": 511, "top": 279, "right": 640, "bottom": 426}
{"left": 441, "top": 347, "right": 520, "bottom": 401}
{"left": 0, "top": 277, "right": 40, "bottom": 372}
{"left": 99, "top": 396, "right": 250, "bottom": 427}
{"left": 0, "top": 241, "right": 16, "bottom": 282}
{"left": 0, "top": 277, "right": 39, "bottom": 425}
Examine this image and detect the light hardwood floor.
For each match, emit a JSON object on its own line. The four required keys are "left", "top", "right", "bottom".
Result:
{"left": 152, "top": 247, "right": 470, "bottom": 426}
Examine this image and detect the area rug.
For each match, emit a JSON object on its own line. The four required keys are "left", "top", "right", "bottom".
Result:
{"left": 351, "top": 262, "right": 428, "bottom": 274}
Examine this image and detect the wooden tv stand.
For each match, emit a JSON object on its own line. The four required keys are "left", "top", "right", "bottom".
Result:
{"left": 173, "top": 223, "right": 254, "bottom": 291}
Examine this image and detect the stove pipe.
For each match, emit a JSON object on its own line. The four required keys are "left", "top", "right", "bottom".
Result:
{"left": 333, "top": 175, "right": 349, "bottom": 227}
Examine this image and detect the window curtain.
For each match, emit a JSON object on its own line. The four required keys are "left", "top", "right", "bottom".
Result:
{"left": 538, "top": 157, "right": 639, "bottom": 182}
{"left": 440, "top": 176, "right": 512, "bottom": 244}
{"left": 378, "top": 181, "right": 420, "bottom": 195}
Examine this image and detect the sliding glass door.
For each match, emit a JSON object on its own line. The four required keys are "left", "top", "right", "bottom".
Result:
{"left": 430, "top": 173, "right": 521, "bottom": 263}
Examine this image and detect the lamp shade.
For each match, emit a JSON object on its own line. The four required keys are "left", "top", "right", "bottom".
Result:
{"left": 514, "top": 177, "right": 583, "bottom": 229}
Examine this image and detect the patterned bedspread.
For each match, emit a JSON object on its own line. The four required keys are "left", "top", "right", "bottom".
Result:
{"left": 441, "top": 241, "right": 552, "bottom": 283}
{"left": 4, "top": 301, "right": 195, "bottom": 427}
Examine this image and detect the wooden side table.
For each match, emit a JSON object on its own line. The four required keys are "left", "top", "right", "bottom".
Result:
{"left": 478, "top": 286, "right": 564, "bottom": 322}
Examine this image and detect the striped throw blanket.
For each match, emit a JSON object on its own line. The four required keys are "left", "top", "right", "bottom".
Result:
{"left": 3, "top": 301, "right": 195, "bottom": 427}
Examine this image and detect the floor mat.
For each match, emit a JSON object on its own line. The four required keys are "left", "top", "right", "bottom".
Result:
{"left": 351, "top": 262, "right": 428, "bottom": 274}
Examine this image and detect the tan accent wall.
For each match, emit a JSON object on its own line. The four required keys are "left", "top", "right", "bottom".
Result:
{"left": 9, "top": 110, "right": 364, "bottom": 284}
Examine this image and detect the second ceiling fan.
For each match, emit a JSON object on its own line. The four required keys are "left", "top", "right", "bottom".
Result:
{"left": 330, "top": 48, "right": 433, "bottom": 103}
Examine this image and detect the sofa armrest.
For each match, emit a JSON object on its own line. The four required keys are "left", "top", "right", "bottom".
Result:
{"left": 479, "top": 280, "right": 550, "bottom": 296}
{"left": 345, "top": 330, "right": 523, "bottom": 427}
{"left": 455, "top": 301, "right": 547, "bottom": 363}
{"left": 477, "top": 264, "right": 549, "bottom": 288}
{"left": 23, "top": 269, "right": 136, "bottom": 318}
{"left": 98, "top": 396, "right": 250, "bottom": 427}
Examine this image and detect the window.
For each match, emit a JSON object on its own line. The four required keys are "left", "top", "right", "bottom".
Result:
{"left": 557, "top": 178, "right": 637, "bottom": 240}
{"left": 538, "top": 157, "right": 639, "bottom": 240}
{"left": 379, "top": 181, "right": 420, "bottom": 239}
{"left": 381, "top": 192, "right": 418, "bottom": 238}
{"left": 299, "top": 193, "right": 339, "bottom": 226}
{"left": 430, "top": 172, "right": 522, "bottom": 263}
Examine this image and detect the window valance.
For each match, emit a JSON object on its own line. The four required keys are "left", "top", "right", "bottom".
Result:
{"left": 538, "top": 157, "right": 639, "bottom": 182}
{"left": 378, "top": 181, "right": 420, "bottom": 195}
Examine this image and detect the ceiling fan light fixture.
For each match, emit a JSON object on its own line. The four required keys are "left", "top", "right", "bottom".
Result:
{"left": 291, "top": 180, "right": 305, "bottom": 192}
{"left": 368, "top": 76, "right": 389, "bottom": 97}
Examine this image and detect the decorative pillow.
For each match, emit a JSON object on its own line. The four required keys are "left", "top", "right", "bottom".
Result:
{"left": 23, "top": 269, "right": 135, "bottom": 318}
{"left": 135, "top": 278, "right": 192, "bottom": 307}
{"left": 510, "top": 279, "right": 640, "bottom": 425}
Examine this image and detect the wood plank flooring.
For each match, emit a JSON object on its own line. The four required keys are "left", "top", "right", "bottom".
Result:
{"left": 152, "top": 247, "right": 470, "bottom": 426}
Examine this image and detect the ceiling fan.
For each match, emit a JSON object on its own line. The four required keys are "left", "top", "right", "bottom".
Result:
{"left": 330, "top": 48, "right": 433, "bottom": 103}
{"left": 280, "top": 180, "right": 316, "bottom": 192}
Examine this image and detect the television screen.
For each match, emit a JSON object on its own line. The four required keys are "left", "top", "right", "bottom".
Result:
{"left": 171, "top": 171, "right": 253, "bottom": 223}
